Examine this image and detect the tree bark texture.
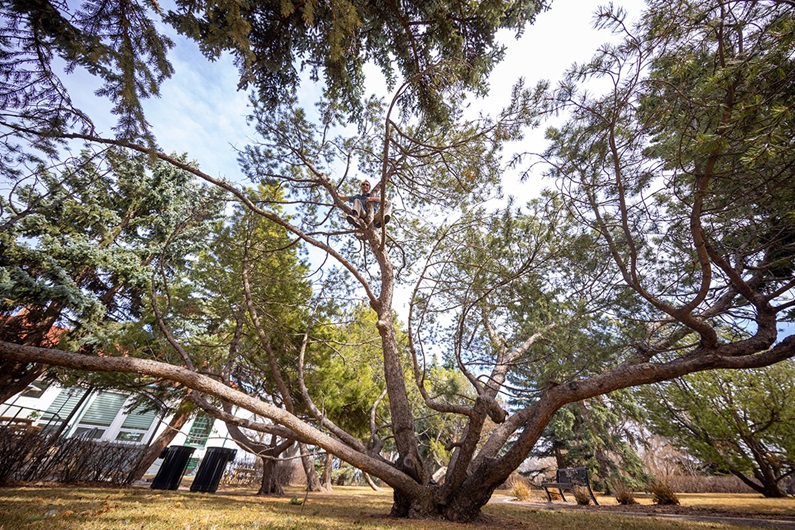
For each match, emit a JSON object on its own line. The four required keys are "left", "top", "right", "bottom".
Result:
{"left": 258, "top": 455, "right": 285, "bottom": 495}
{"left": 731, "top": 470, "right": 785, "bottom": 498}
{"left": 320, "top": 454, "right": 333, "bottom": 491}
{"left": 2, "top": 338, "right": 794, "bottom": 520}
{"left": 130, "top": 402, "right": 194, "bottom": 481}
{"left": 364, "top": 472, "right": 382, "bottom": 491}
{"left": 299, "top": 443, "right": 325, "bottom": 492}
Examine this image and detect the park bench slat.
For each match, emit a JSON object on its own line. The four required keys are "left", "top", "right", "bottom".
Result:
{"left": 540, "top": 466, "right": 599, "bottom": 505}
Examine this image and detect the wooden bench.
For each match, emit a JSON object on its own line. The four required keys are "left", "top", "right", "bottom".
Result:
{"left": 541, "top": 466, "right": 599, "bottom": 505}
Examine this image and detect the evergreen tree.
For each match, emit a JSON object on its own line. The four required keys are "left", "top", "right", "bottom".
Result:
{"left": 0, "top": 149, "right": 220, "bottom": 400}
{"left": 533, "top": 393, "right": 648, "bottom": 491}
{"left": 641, "top": 362, "right": 795, "bottom": 497}
{"left": 1, "top": 0, "right": 793, "bottom": 522}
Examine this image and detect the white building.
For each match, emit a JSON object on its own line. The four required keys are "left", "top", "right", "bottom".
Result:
{"left": 1, "top": 379, "right": 244, "bottom": 477}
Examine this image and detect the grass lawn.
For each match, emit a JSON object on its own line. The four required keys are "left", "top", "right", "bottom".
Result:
{"left": 1, "top": 484, "right": 793, "bottom": 530}
{"left": 595, "top": 491, "right": 795, "bottom": 516}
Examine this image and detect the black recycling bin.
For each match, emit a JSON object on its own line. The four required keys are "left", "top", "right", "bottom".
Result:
{"left": 190, "top": 447, "right": 237, "bottom": 493}
{"left": 151, "top": 445, "right": 196, "bottom": 490}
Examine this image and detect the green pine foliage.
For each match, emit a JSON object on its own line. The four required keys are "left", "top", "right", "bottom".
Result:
{"left": 640, "top": 361, "right": 795, "bottom": 497}
{"left": 1, "top": 149, "right": 221, "bottom": 344}
{"left": 304, "top": 304, "right": 388, "bottom": 439}
{"left": 531, "top": 393, "right": 649, "bottom": 492}
{"left": 0, "top": 0, "right": 174, "bottom": 143}
{"left": 164, "top": 0, "right": 549, "bottom": 124}
{"left": 0, "top": 148, "right": 222, "bottom": 400}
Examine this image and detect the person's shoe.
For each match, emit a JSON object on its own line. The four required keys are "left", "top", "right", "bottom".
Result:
{"left": 346, "top": 214, "right": 358, "bottom": 226}
{"left": 383, "top": 214, "right": 391, "bottom": 225}
{"left": 374, "top": 220, "right": 382, "bottom": 228}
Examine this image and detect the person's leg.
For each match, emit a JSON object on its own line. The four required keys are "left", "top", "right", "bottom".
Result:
{"left": 374, "top": 200, "right": 392, "bottom": 228}
{"left": 373, "top": 201, "right": 381, "bottom": 228}
{"left": 346, "top": 199, "right": 366, "bottom": 226}
{"left": 353, "top": 198, "right": 367, "bottom": 218}
{"left": 381, "top": 199, "right": 392, "bottom": 224}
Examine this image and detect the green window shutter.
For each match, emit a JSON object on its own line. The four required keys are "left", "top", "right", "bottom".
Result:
{"left": 79, "top": 392, "right": 127, "bottom": 426}
{"left": 121, "top": 405, "right": 157, "bottom": 431}
{"left": 185, "top": 414, "right": 213, "bottom": 447}
{"left": 41, "top": 388, "right": 87, "bottom": 422}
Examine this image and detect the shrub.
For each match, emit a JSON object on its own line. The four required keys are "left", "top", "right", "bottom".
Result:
{"left": 509, "top": 475, "right": 532, "bottom": 501}
{"left": 0, "top": 427, "right": 145, "bottom": 486}
{"left": 572, "top": 485, "right": 592, "bottom": 505}
{"left": 612, "top": 480, "right": 638, "bottom": 505}
{"left": 650, "top": 480, "right": 680, "bottom": 505}
{"left": 664, "top": 474, "right": 754, "bottom": 493}
{"left": 0, "top": 427, "right": 51, "bottom": 484}
{"left": 49, "top": 436, "right": 147, "bottom": 484}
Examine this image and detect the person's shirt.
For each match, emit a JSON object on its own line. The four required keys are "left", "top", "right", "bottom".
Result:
{"left": 350, "top": 191, "right": 371, "bottom": 204}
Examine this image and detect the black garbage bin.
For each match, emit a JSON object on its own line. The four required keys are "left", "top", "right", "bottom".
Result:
{"left": 190, "top": 447, "right": 237, "bottom": 493}
{"left": 151, "top": 445, "right": 196, "bottom": 490}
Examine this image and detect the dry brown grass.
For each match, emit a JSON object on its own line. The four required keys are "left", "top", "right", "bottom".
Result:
{"left": 661, "top": 493, "right": 795, "bottom": 516}
{"left": 649, "top": 480, "right": 681, "bottom": 505}
{"left": 571, "top": 486, "right": 591, "bottom": 506}
{"left": 587, "top": 492, "right": 795, "bottom": 514}
{"left": 0, "top": 484, "right": 792, "bottom": 530}
{"left": 612, "top": 484, "right": 638, "bottom": 505}
{"left": 508, "top": 475, "right": 532, "bottom": 501}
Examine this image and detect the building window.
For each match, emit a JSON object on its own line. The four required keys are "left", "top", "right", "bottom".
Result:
{"left": 111, "top": 402, "right": 158, "bottom": 444}
{"left": 115, "top": 431, "right": 145, "bottom": 442}
{"left": 21, "top": 379, "right": 51, "bottom": 399}
{"left": 41, "top": 388, "right": 88, "bottom": 427}
{"left": 72, "top": 426, "right": 105, "bottom": 439}
{"left": 185, "top": 457, "right": 200, "bottom": 475}
{"left": 78, "top": 392, "right": 127, "bottom": 427}
{"left": 121, "top": 406, "right": 156, "bottom": 430}
{"left": 185, "top": 414, "right": 213, "bottom": 447}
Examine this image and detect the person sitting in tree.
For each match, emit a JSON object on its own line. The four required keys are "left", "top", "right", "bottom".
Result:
{"left": 339, "top": 179, "right": 392, "bottom": 228}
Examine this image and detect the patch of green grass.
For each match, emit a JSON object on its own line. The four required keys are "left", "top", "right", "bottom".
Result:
{"left": 0, "top": 485, "right": 788, "bottom": 530}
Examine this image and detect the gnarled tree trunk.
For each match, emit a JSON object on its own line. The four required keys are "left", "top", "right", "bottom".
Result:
{"left": 259, "top": 453, "right": 285, "bottom": 495}
{"left": 731, "top": 470, "right": 786, "bottom": 498}
{"left": 130, "top": 399, "right": 194, "bottom": 481}
{"left": 2, "top": 333, "right": 794, "bottom": 520}
{"left": 320, "top": 454, "right": 333, "bottom": 491}
{"left": 299, "top": 442, "right": 325, "bottom": 492}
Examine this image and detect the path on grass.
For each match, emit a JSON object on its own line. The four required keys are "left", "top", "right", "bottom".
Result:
{"left": 492, "top": 495, "right": 795, "bottom": 530}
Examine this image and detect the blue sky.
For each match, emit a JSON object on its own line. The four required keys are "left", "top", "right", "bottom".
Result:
{"left": 61, "top": 2, "right": 795, "bottom": 350}
{"left": 66, "top": 0, "right": 647, "bottom": 188}
{"left": 55, "top": 0, "right": 647, "bottom": 320}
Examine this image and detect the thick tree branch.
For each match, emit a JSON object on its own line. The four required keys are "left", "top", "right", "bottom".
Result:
{"left": 0, "top": 340, "right": 428, "bottom": 500}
